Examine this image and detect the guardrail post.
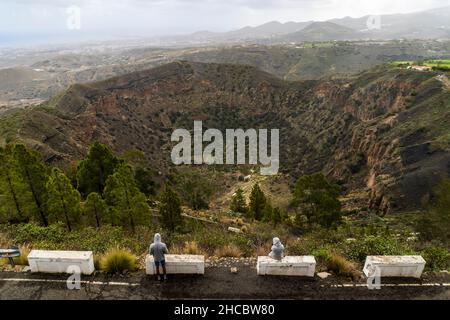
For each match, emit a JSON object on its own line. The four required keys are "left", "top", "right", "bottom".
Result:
{"left": 8, "top": 257, "right": 15, "bottom": 267}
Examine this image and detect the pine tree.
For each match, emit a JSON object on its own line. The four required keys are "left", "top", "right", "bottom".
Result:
{"left": 262, "top": 199, "right": 274, "bottom": 223}
{"left": 46, "top": 168, "right": 82, "bottom": 231}
{"left": 83, "top": 192, "right": 108, "bottom": 228}
{"left": 292, "top": 172, "right": 342, "bottom": 228}
{"left": 271, "top": 207, "right": 285, "bottom": 226}
{"left": 177, "top": 171, "right": 212, "bottom": 210}
{"left": 230, "top": 188, "right": 248, "bottom": 214}
{"left": 135, "top": 167, "right": 157, "bottom": 197}
{"left": 77, "top": 142, "right": 122, "bottom": 197}
{"left": 13, "top": 144, "right": 50, "bottom": 226}
{"left": 159, "top": 184, "right": 183, "bottom": 232}
{"left": 103, "top": 164, "right": 150, "bottom": 232}
{"left": 121, "top": 149, "right": 157, "bottom": 197}
{"left": 249, "top": 184, "right": 266, "bottom": 221}
{"left": 0, "top": 146, "right": 31, "bottom": 223}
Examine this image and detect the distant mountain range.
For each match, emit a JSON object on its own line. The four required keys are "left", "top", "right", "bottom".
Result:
{"left": 169, "top": 6, "right": 450, "bottom": 44}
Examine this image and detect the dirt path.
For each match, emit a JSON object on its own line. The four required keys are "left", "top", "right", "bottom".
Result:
{"left": 0, "top": 265, "right": 448, "bottom": 300}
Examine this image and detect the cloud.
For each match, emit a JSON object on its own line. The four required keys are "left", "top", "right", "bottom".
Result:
{"left": 1, "top": 0, "right": 450, "bottom": 42}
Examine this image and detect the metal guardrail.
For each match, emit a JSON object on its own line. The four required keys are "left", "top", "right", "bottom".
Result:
{"left": 0, "top": 248, "right": 21, "bottom": 267}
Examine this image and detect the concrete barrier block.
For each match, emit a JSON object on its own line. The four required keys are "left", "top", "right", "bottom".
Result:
{"left": 257, "top": 256, "right": 316, "bottom": 277}
{"left": 27, "top": 250, "right": 95, "bottom": 275}
{"left": 363, "top": 256, "right": 426, "bottom": 278}
{"left": 145, "top": 254, "right": 205, "bottom": 275}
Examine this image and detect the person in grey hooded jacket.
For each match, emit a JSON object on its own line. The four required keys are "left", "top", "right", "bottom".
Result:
{"left": 269, "top": 237, "right": 284, "bottom": 261}
{"left": 150, "top": 233, "right": 169, "bottom": 281}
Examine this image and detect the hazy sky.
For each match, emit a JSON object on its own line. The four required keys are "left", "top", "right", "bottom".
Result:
{"left": 1, "top": 0, "right": 450, "bottom": 44}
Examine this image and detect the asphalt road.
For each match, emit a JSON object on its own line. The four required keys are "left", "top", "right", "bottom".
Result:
{"left": 0, "top": 265, "right": 449, "bottom": 300}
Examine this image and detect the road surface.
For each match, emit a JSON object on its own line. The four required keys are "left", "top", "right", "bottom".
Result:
{"left": 0, "top": 264, "right": 449, "bottom": 300}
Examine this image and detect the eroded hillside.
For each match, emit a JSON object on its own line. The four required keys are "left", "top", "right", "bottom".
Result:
{"left": 1, "top": 61, "right": 449, "bottom": 214}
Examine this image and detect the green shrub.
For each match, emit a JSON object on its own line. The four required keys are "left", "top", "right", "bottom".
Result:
{"left": 312, "top": 247, "right": 332, "bottom": 264}
{"left": 292, "top": 173, "right": 342, "bottom": 228}
{"left": 193, "top": 231, "right": 228, "bottom": 253}
{"left": 344, "top": 235, "right": 414, "bottom": 262}
{"left": 422, "top": 246, "right": 450, "bottom": 271}
{"left": 230, "top": 234, "right": 254, "bottom": 257}
{"left": 286, "top": 237, "right": 323, "bottom": 256}
{"left": 94, "top": 255, "right": 102, "bottom": 270}
{"left": 11, "top": 223, "right": 66, "bottom": 244}
{"left": 100, "top": 249, "right": 137, "bottom": 274}
{"left": 0, "top": 223, "right": 149, "bottom": 254}
{"left": 63, "top": 225, "right": 125, "bottom": 253}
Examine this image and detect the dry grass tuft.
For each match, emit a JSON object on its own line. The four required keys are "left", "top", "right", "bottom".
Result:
{"left": 214, "top": 244, "right": 243, "bottom": 258}
{"left": 256, "top": 242, "right": 272, "bottom": 257}
{"left": 234, "top": 218, "right": 245, "bottom": 226}
{"left": 94, "top": 254, "right": 102, "bottom": 270}
{"left": 183, "top": 241, "right": 205, "bottom": 255}
{"left": 169, "top": 244, "right": 184, "bottom": 255}
{"left": 100, "top": 248, "right": 137, "bottom": 274}
{"left": 170, "top": 241, "right": 205, "bottom": 255}
{"left": 327, "top": 253, "right": 357, "bottom": 278}
{"left": 13, "top": 245, "right": 30, "bottom": 266}
{"left": 0, "top": 233, "right": 10, "bottom": 247}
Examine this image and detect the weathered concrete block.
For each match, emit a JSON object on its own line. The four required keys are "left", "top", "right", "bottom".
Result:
{"left": 145, "top": 254, "right": 205, "bottom": 275}
{"left": 28, "top": 250, "right": 95, "bottom": 275}
{"left": 363, "top": 256, "right": 426, "bottom": 278}
{"left": 257, "top": 256, "right": 316, "bottom": 277}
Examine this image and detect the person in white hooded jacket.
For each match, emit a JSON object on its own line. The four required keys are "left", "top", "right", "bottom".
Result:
{"left": 150, "top": 233, "right": 169, "bottom": 281}
{"left": 269, "top": 237, "right": 284, "bottom": 261}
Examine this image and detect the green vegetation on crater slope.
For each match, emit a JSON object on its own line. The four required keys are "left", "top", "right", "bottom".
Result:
{"left": 0, "top": 61, "right": 449, "bottom": 216}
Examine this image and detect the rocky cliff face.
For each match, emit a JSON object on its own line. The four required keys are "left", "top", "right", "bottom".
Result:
{"left": 1, "top": 61, "right": 449, "bottom": 214}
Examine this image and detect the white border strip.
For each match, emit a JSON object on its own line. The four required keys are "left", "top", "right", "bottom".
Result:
{"left": 0, "top": 278, "right": 139, "bottom": 287}
{"left": 0, "top": 278, "right": 448, "bottom": 288}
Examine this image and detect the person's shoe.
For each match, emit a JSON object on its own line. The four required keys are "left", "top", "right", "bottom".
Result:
{"left": 157, "top": 275, "right": 161, "bottom": 281}
{"left": 163, "top": 275, "right": 168, "bottom": 281}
